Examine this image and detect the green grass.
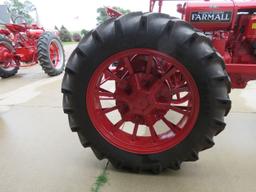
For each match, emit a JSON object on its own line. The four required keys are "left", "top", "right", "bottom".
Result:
{"left": 62, "top": 41, "right": 78, "bottom": 46}
{"left": 71, "top": 30, "right": 81, "bottom": 34}
{"left": 91, "top": 161, "right": 109, "bottom": 192}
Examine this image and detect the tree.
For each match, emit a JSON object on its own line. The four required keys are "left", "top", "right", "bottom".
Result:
{"left": 81, "top": 29, "right": 89, "bottom": 37}
{"left": 54, "top": 26, "right": 59, "bottom": 31}
{"left": 4, "top": 0, "right": 36, "bottom": 24}
{"left": 96, "top": 6, "right": 130, "bottom": 25}
{"left": 59, "top": 25, "right": 72, "bottom": 42}
{"left": 72, "top": 33, "right": 81, "bottom": 42}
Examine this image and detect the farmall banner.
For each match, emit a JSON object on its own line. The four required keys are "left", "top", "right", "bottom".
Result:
{"left": 191, "top": 11, "right": 232, "bottom": 22}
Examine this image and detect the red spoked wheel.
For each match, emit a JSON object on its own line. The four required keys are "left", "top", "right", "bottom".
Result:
{"left": 0, "top": 36, "right": 19, "bottom": 78}
{"left": 49, "top": 40, "right": 62, "bottom": 69}
{"left": 87, "top": 49, "right": 200, "bottom": 154}
{"left": 0, "top": 45, "right": 15, "bottom": 68}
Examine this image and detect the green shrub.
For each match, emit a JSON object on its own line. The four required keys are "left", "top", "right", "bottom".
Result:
{"left": 81, "top": 29, "right": 88, "bottom": 37}
{"left": 59, "top": 25, "right": 72, "bottom": 42}
{"left": 72, "top": 33, "right": 81, "bottom": 42}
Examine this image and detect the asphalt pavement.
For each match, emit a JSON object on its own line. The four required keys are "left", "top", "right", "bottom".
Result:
{"left": 0, "top": 44, "right": 256, "bottom": 192}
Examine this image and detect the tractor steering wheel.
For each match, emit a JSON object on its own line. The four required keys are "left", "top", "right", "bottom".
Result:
{"left": 13, "top": 16, "right": 27, "bottom": 25}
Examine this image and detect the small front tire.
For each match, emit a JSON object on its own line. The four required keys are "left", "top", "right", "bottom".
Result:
{"left": 0, "top": 36, "right": 19, "bottom": 78}
{"left": 37, "top": 32, "right": 65, "bottom": 76}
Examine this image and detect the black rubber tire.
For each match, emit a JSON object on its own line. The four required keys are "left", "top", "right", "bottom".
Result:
{"left": 0, "top": 36, "right": 19, "bottom": 78}
{"left": 62, "top": 13, "right": 231, "bottom": 173}
{"left": 37, "top": 32, "right": 65, "bottom": 76}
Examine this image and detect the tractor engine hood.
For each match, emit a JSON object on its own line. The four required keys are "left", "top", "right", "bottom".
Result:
{"left": 182, "top": 0, "right": 256, "bottom": 31}
{"left": 184, "top": 0, "right": 235, "bottom": 31}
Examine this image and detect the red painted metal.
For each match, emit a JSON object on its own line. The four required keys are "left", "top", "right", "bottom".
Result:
{"left": 86, "top": 49, "right": 200, "bottom": 154}
{"left": 0, "top": 46, "right": 12, "bottom": 62}
{"left": 0, "top": 29, "right": 10, "bottom": 36}
{"left": 226, "top": 64, "right": 256, "bottom": 88}
{"left": 0, "top": 42, "right": 19, "bottom": 69}
{"left": 49, "top": 41, "right": 61, "bottom": 68}
{"left": 0, "top": 22, "right": 45, "bottom": 69}
{"left": 145, "top": 0, "right": 256, "bottom": 89}
{"left": 105, "top": 7, "right": 122, "bottom": 18}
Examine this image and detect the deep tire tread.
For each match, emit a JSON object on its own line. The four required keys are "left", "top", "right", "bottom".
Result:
{"left": 92, "top": 29, "right": 104, "bottom": 45}
{"left": 216, "top": 97, "right": 232, "bottom": 116}
{"left": 37, "top": 32, "right": 65, "bottom": 76}
{"left": 212, "top": 118, "right": 226, "bottom": 136}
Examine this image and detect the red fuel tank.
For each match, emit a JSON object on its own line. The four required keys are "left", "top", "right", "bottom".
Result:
{"left": 184, "top": 0, "right": 234, "bottom": 31}
{"left": 27, "top": 29, "right": 44, "bottom": 38}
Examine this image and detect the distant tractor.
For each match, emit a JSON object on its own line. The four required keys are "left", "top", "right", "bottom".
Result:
{"left": 0, "top": 15, "right": 65, "bottom": 78}
{"left": 62, "top": 0, "right": 256, "bottom": 173}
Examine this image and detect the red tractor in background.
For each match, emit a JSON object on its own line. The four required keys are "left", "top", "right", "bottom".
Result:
{"left": 0, "top": 16, "right": 65, "bottom": 78}
{"left": 62, "top": 0, "right": 256, "bottom": 173}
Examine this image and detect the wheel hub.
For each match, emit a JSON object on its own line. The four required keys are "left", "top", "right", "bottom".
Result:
{"left": 116, "top": 73, "right": 169, "bottom": 125}
{"left": 0, "top": 46, "right": 11, "bottom": 62}
{"left": 0, "top": 45, "right": 15, "bottom": 69}
{"left": 49, "top": 40, "right": 62, "bottom": 69}
{"left": 129, "top": 91, "right": 151, "bottom": 114}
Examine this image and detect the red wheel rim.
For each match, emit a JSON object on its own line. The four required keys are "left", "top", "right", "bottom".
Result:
{"left": 87, "top": 49, "right": 200, "bottom": 154}
{"left": 0, "top": 44, "right": 16, "bottom": 70}
{"left": 49, "top": 40, "right": 63, "bottom": 69}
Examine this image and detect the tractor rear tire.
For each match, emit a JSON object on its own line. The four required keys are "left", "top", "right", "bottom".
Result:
{"left": 62, "top": 13, "right": 231, "bottom": 173}
{"left": 0, "top": 36, "right": 19, "bottom": 78}
{"left": 37, "top": 32, "right": 65, "bottom": 76}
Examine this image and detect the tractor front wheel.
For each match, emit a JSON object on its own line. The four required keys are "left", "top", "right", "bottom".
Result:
{"left": 0, "top": 36, "right": 19, "bottom": 78}
{"left": 62, "top": 13, "right": 231, "bottom": 173}
{"left": 37, "top": 32, "right": 65, "bottom": 76}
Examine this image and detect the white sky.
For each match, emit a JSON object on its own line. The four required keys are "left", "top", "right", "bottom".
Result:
{"left": 0, "top": 0, "right": 181, "bottom": 31}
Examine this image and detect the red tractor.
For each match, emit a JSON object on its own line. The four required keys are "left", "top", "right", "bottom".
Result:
{"left": 62, "top": 0, "right": 256, "bottom": 173}
{"left": 0, "top": 16, "right": 65, "bottom": 78}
